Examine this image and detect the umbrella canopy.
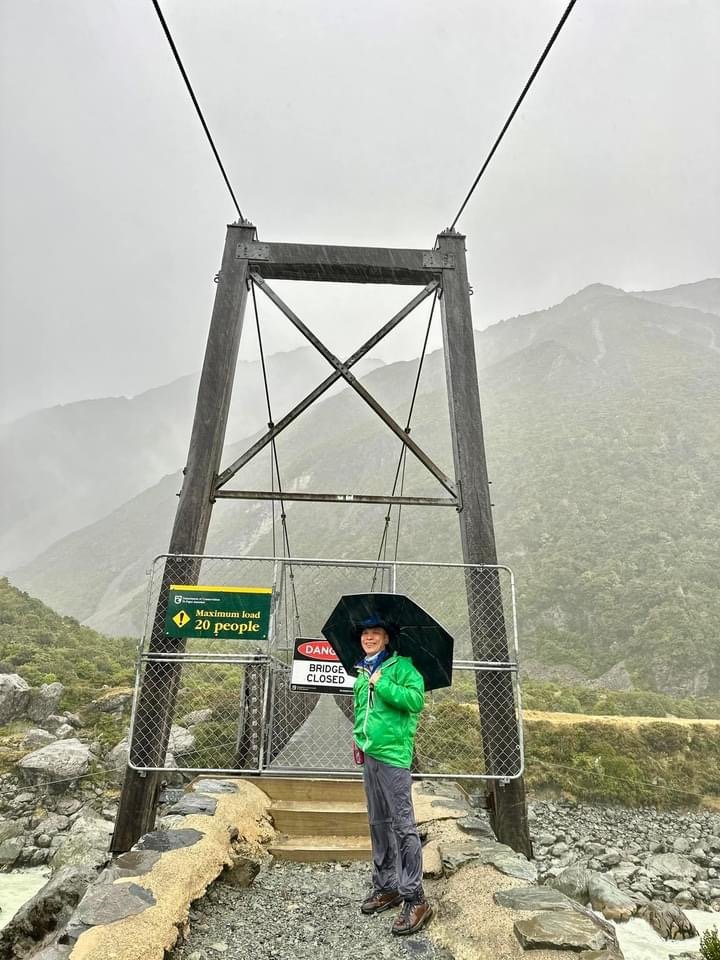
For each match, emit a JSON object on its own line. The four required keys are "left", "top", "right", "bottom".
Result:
{"left": 321, "top": 593, "right": 454, "bottom": 692}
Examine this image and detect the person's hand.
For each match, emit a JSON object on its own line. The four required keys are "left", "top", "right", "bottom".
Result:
{"left": 369, "top": 669, "right": 382, "bottom": 686}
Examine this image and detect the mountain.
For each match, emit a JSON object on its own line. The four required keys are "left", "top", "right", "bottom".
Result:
{"left": 10, "top": 280, "right": 720, "bottom": 697}
{"left": 0, "top": 349, "right": 384, "bottom": 570}
{"left": 632, "top": 277, "right": 720, "bottom": 317}
{"left": 0, "top": 577, "right": 134, "bottom": 708}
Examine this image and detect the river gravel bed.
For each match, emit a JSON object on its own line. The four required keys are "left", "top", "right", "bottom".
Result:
{"left": 169, "top": 859, "right": 449, "bottom": 960}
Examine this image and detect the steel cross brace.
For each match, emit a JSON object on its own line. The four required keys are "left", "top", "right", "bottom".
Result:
{"left": 214, "top": 276, "right": 458, "bottom": 503}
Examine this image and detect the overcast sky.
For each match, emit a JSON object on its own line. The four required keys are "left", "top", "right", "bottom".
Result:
{"left": 1, "top": 0, "right": 718, "bottom": 422}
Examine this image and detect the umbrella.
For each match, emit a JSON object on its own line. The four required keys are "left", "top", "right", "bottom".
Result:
{"left": 321, "top": 593, "right": 454, "bottom": 691}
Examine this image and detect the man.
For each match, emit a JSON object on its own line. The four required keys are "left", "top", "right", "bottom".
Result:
{"left": 352, "top": 615, "right": 433, "bottom": 936}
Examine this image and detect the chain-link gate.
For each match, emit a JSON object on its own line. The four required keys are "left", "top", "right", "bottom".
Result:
{"left": 127, "top": 555, "right": 523, "bottom": 781}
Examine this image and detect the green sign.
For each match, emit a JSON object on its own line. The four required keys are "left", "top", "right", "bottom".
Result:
{"left": 166, "top": 584, "right": 272, "bottom": 640}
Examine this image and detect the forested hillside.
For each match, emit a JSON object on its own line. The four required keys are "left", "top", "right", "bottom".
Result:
{"left": 0, "top": 578, "right": 133, "bottom": 707}
{"left": 9, "top": 281, "right": 720, "bottom": 697}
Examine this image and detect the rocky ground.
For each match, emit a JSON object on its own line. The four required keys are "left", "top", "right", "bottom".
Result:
{"left": 170, "top": 859, "right": 450, "bottom": 960}
{"left": 531, "top": 800, "right": 720, "bottom": 912}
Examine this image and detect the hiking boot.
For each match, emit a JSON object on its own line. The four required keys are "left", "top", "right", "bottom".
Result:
{"left": 391, "top": 899, "right": 433, "bottom": 935}
{"left": 360, "top": 889, "right": 402, "bottom": 915}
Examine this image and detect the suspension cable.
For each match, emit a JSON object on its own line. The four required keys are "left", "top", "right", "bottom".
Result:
{"left": 149, "top": 0, "right": 245, "bottom": 221}
{"left": 251, "top": 281, "right": 301, "bottom": 632}
{"left": 449, "top": 0, "right": 579, "bottom": 230}
{"left": 372, "top": 289, "right": 439, "bottom": 590}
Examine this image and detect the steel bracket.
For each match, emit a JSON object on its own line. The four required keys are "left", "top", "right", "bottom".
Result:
{"left": 236, "top": 241, "right": 271, "bottom": 261}
{"left": 423, "top": 251, "right": 456, "bottom": 269}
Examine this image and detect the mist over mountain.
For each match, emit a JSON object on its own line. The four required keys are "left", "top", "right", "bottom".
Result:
{"left": 0, "top": 348, "right": 383, "bottom": 569}
{"left": 7, "top": 279, "right": 720, "bottom": 697}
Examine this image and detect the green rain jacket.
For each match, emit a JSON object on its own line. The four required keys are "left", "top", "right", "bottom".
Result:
{"left": 353, "top": 652, "right": 425, "bottom": 769}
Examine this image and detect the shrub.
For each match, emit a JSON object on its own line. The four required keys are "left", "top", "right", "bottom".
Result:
{"left": 700, "top": 927, "right": 720, "bottom": 960}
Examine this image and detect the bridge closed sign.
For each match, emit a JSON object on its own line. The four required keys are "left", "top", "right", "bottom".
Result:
{"left": 166, "top": 584, "right": 272, "bottom": 640}
{"left": 291, "top": 638, "right": 356, "bottom": 695}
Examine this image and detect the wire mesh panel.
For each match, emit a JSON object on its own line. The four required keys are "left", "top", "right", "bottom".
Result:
{"left": 128, "top": 554, "right": 523, "bottom": 780}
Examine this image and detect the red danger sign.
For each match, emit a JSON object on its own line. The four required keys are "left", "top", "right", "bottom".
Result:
{"left": 296, "top": 641, "right": 339, "bottom": 661}
{"left": 291, "top": 637, "right": 355, "bottom": 695}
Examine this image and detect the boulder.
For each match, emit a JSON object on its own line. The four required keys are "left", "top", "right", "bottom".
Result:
{"left": 494, "top": 885, "right": 577, "bottom": 911}
{"left": 646, "top": 853, "right": 698, "bottom": 881}
{"left": 42, "top": 715, "right": 72, "bottom": 735}
{"left": 587, "top": 872, "right": 637, "bottom": 921}
{"left": 74, "top": 882, "right": 156, "bottom": 926}
{"left": 422, "top": 841, "right": 443, "bottom": 879}
{"left": 22, "top": 728, "right": 57, "bottom": 750}
{"left": 514, "top": 912, "right": 615, "bottom": 952}
{"left": 167, "top": 725, "right": 195, "bottom": 757}
{"left": 0, "top": 835, "right": 25, "bottom": 867}
{"left": 17, "top": 739, "right": 93, "bottom": 791}
{"left": 640, "top": 900, "right": 698, "bottom": 940}
{"left": 105, "top": 738, "right": 177, "bottom": 784}
{"left": 50, "top": 811, "right": 113, "bottom": 871}
{"left": 0, "top": 673, "right": 31, "bottom": 723}
{"left": 92, "top": 688, "right": 134, "bottom": 716}
{"left": 52, "top": 724, "right": 76, "bottom": 740}
{"left": 548, "top": 862, "right": 593, "bottom": 903}
{"left": 34, "top": 814, "right": 71, "bottom": 839}
{"left": 180, "top": 708, "right": 213, "bottom": 727}
{"left": 0, "top": 864, "right": 95, "bottom": 959}
{"left": 27, "top": 683, "right": 64, "bottom": 723}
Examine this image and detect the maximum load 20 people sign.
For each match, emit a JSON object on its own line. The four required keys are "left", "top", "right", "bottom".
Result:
{"left": 291, "top": 638, "right": 355, "bottom": 695}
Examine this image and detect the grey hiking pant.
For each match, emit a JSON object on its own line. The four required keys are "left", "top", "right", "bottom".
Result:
{"left": 363, "top": 754, "right": 424, "bottom": 902}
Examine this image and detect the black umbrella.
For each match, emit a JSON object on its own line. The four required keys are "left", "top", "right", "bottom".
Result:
{"left": 321, "top": 593, "right": 454, "bottom": 692}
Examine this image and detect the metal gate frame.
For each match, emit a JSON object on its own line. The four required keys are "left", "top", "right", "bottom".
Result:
{"left": 127, "top": 554, "right": 524, "bottom": 781}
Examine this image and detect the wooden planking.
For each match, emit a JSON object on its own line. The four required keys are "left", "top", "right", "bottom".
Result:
{"left": 269, "top": 835, "right": 371, "bottom": 863}
{"left": 236, "top": 239, "right": 444, "bottom": 285}
{"left": 242, "top": 777, "right": 365, "bottom": 803}
{"left": 270, "top": 801, "right": 369, "bottom": 838}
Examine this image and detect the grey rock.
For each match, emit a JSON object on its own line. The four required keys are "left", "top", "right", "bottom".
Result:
{"left": 51, "top": 811, "right": 113, "bottom": 870}
{"left": 168, "top": 724, "right": 196, "bottom": 757}
{"left": 456, "top": 815, "right": 495, "bottom": 839}
{"left": 647, "top": 853, "right": 698, "bottom": 881}
{"left": 35, "top": 814, "right": 70, "bottom": 837}
{"left": 17, "top": 739, "right": 93, "bottom": 790}
{"left": 137, "top": 828, "right": 204, "bottom": 852}
{"left": 192, "top": 779, "right": 237, "bottom": 795}
{"left": 75, "top": 882, "right": 156, "bottom": 925}
{"left": 181, "top": 708, "right": 213, "bottom": 726}
{"left": 55, "top": 798, "right": 82, "bottom": 817}
{"left": 514, "top": 912, "right": 612, "bottom": 952}
{"left": 641, "top": 900, "right": 698, "bottom": 940}
{"left": 62, "top": 713, "right": 82, "bottom": 728}
{"left": 0, "top": 865, "right": 95, "bottom": 957}
{"left": 489, "top": 850, "right": 538, "bottom": 882}
{"left": 0, "top": 819, "right": 25, "bottom": 843}
{"left": 170, "top": 795, "right": 218, "bottom": 817}
{"left": 22, "top": 728, "right": 57, "bottom": 750}
{"left": 0, "top": 673, "right": 31, "bottom": 723}
{"left": 548, "top": 863, "right": 593, "bottom": 904}
{"left": 0, "top": 836, "right": 24, "bottom": 866}
{"left": 28, "top": 682, "right": 65, "bottom": 723}
{"left": 219, "top": 855, "right": 261, "bottom": 888}
{"left": 587, "top": 873, "right": 637, "bottom": 921}
{"left": 103, "top": 849, "right": 161, "bottom": 879}
{"left": 53, "top": 723, "right": 76, "bottom": 740}
{"left": 494, "top": 885, "right": 577, "bottom": 911}
{"left": 42, "top": 714, "right": 72, "bottom": 734}
{"left": 93, "top": 688, "right": 133, "bottom": 714}
{"left": 442, "top": 839, "right": 537, "bottom": 882}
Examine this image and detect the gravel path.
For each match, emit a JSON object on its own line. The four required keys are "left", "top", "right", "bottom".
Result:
{"left": 169, "top": 859, "right": 451, "bottom": 960}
